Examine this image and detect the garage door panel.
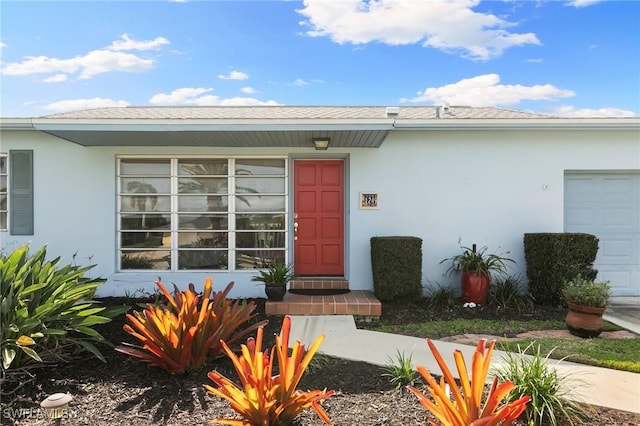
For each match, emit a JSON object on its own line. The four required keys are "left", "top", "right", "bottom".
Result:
{"left": 565, "top": 207, "right": 594, "bottom": 227}
{"left": 565, "top": 178, "right": 599, "bottom": 202}
{"left": 598, "top": 237, "right": 633, "bottom": 264}
{"left": 599, "top": 269, "right": 634, "bottom": 293}
{"left": 565, "top": 173, "right": 640, "bottom": 297}
{"left": 603, "top": 177, "right": 639, "bottom": 202}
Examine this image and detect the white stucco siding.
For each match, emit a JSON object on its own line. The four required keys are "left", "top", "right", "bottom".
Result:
{"left": 0, "top": 131, "right": 117, "bottom": 276}
{"left": 1, "top": 126, "right": 638, "bottom": 298}
{"left": 345, "top": 129, "right": 640, "bottom": 294}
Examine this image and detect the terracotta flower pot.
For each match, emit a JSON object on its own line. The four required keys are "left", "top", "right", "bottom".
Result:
{"left": 461, "top": 271, "right": 490, "bottom": 305}
{"left": 565, "top": 302, "right": 606, "bottom": 338}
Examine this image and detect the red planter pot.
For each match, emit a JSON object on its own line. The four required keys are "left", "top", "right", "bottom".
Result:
{"left": 461, "top": 271, "right": 490, "bottom": 305}
{"left": 565, "top": 302, "right": 606, "bottom": 338}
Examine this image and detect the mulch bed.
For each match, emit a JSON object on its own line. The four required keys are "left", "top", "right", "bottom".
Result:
{"left": 4, "top": 299, "right": 639, "bottom": 425}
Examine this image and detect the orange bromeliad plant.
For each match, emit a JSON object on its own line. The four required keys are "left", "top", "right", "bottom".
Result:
{"left": 407, "top": 338, "right": 530, "bottom": 426}
{"left": 116, "top": 278, "right": 266, "bottom": 374}
{"left": 205, "top": 315, "right": 334, "bottom": 426}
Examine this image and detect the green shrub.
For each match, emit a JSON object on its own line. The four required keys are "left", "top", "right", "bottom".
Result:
{"left": 1, "top": 245, "right": 127, "bottom": 373}
{"left": 490, "top": 275, "right": 533, "bottom": 312}
{"left": 523, "top": 233, "right": 599, "bottom": 306}
{"left": 493, "top": 342, "right": 588, "bottom": 426}
{"left": 370, "top": 236, "right": 422, "bottom": 302}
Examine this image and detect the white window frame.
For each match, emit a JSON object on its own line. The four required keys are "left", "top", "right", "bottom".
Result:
{"left": 117, "top": 155, "right": 289, "bottom": 272}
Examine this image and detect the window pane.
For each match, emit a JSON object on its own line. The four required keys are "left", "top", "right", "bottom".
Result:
{"left": 236, "top": 214, "right": 285, "bottom": 230}
{"left": 236, "top": 250, "right": 285, "bottom": 270}
{"left": 120, "top": 159, "right": 170, "bottom": 175}
{"left": 236, "top": 231, "right": 285, "bottom": 248}
{"left": 179, "top": 214, "right": 228, "bottom": 230}
{"left": 178, "top": 250, "right": 228, "bottom": 270}
{"left": 179, "top": 159, "right": 228, "bottom": 176}
{"left": 236, "top": 195, "right": 285, "bottom": 212}
{"left": 0, "top": 156, "right": 6, "bottom": 173}
{"left": 121, "top": 178, "right": 171, "bottom": 194}
{"left": 121, "top": 195, "right": 171, "bottom": 212}
{"left": 121, "top": 251, "right": 170, "bottom": 270}
{"left": 121, "top": 232, "right": 170, "bottom": 248}
{"left": 0, "top": 212, "right": 6, "bottom": 229}
{"left": 236, "top": 159, "right": 285, "bottom": 175}
{"left": 236, "top": 177, "right": 285, "bottom": 193}
{"left": 178, "top": 195, "right": 228, "bottom": 212}
{"left": 178, "top": 177, "right": 227, "bottom": 194}
{"left": 0, "top": 195, "right": 5, "bottom": 210}
{"left": 121, "top": 214, "right": 170, "bottom": 230}
{"left": 178, "top": 232, "right": 228, "bottom": 248}
{"left": 0, "top": 176, "right": 6, "bottom": 192}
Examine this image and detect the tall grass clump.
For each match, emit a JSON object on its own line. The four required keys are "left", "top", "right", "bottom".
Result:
{"left": 424, "top": 282, "right": 458, "bottom": 311}
{"left": 493, "top": 342, "right": 588, "bottom": 426}
{"left": 381, "top": 350, "right": 419, "bottom": 389}
{"left": 490, "top": 275, "right": 534, "bottom": 312}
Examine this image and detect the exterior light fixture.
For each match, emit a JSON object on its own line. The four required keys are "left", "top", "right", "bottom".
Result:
{"left": 313, "top": 138, "right": 330, "bottom": 151}
{"left": 41, "top": 393, "right": 73, "bottom": 423}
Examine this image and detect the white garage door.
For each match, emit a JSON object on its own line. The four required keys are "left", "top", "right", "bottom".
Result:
{"left": 564, "top": 173, "right": 640, "bottom": 296}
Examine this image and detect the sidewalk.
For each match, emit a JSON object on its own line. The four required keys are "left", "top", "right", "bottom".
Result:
{"left": 288, "top": 315, "right": 640, "bottom": 414}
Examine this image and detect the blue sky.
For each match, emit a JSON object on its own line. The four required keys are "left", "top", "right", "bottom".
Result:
{"left": 1, "top": 0, "right": 638, "bottom": 118}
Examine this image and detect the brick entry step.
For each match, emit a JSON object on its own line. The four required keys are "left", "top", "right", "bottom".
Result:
{"left": 265, "top": 279, "right": 381, "bottom": 319}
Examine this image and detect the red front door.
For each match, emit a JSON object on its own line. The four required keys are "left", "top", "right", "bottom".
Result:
{"left": 293, "top": 160, "right": 345, "bottom": 276}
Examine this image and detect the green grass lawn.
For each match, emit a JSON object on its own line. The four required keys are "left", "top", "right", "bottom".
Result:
{"left": 372, "top": 320, "right": 640, "bottom": 373}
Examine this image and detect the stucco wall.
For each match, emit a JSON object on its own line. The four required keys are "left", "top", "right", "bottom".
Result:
{"left": 346, "top": 129, "right": 640, "bottom": 294}
{"left": 1, "top": 127, "right": 638, "bottom": 298}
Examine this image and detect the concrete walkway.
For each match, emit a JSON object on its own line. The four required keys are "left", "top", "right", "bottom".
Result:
{"left": 288, "top": 314, "right": 640, "bottom": 414}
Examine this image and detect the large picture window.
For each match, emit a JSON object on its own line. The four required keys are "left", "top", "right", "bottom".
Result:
{"left": 118, "top": 157, "right": 287, "bottom": 271}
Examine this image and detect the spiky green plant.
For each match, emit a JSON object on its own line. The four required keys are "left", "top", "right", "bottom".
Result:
{"left": 424, "top": 283, "right": 458, "bottom": 312}
{"left": 381, "top": 349, "right": 419, "bottom": 389}
{"left": 1, "top": 244, "right": 127, "bottom": 373}
{"left": 490, "top": 275, "right": 534, "bottom": 312}
{"left": 493, "top": 341, "right": 589, "bottom": 426}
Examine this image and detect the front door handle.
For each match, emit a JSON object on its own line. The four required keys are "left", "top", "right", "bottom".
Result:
{"left": 293, "top": 221, "right": 299, "bottom": 240}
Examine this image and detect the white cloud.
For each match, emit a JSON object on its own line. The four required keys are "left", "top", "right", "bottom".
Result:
{"left": 218, "top": 70, "right": 249, "bottom": 80}
{"left": 148, "top": 87, "right": 279, "bottom": 106}
{"left": 551, "top": 106, "right": 637, "bottom": 118}
{"left": 401, "top": 74, "right": 575, "bottom": 106}
{"left": 297, "top": 0, "right": 540, "bottom": 61}
{"left": 293, "top": 78, "right": 309, "bottom": 86}
{"left": 43, "top": 74, "right": 68, "bottom": 83}
{"left": 44, "top": 97, "right": 130, "bottom": 112}
{"left": 241, "top": 86, "right": 256, "bottom": 94}
{"left": 108, "top": 34, "right": 169, "bottom": 51}
{"left": 1, "top": 34, "right": 168, "bottom": 79}
{"left": 567, "top": 0, "right": 603, "bottom": 7}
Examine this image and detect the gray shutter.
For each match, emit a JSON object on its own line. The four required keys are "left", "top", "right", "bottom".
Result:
{"left": 10, "top": 150, "right": 34, "bottom": 235}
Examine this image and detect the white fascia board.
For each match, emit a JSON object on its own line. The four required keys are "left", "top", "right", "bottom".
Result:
{"left": 393, "top": 118, "right": 640, "bottom": 130}
{"left": 0, "top": 118, "right": 34, "bottom": 129}
{"left": 31, "top": 118, "right": 395, "bottom": 132}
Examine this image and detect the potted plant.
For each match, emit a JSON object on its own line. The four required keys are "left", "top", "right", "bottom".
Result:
{"left": 251, "top": 261, "right": 294, "bottom": 301}
{"left": 562, "top": 276, "right": 610, "bottom": 338}
{"left": 440, "top": 243, "right": 514, "bottom": 305}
